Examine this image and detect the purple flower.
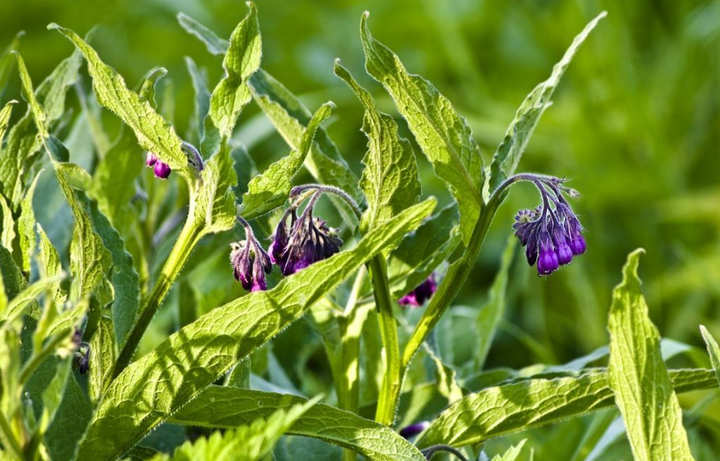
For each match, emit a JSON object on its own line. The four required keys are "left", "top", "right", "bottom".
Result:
{"left": 512, "top": 176, "right": 586, "bottom": 276}
{"left": 73, "top": 342, "right": 90, "bottom": 375}
{"left": 399, "top": 421, "right": 430, "bottom": 439}
{"left": 270, "top": 208, "right": 342, "bottom": 276}
{"left": 230, "top": 240, "right": 272, "bottom": 292}
{"left": 145, "top": 152, "right": 171, "bottom": 179}
{"left": 399, "top": 274, "right": 437, "bottom": 307}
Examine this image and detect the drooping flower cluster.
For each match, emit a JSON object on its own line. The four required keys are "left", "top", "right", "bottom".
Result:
{"left": 230, "top": 229, "right": 273, "bottom": 292}
{"left": 145, "top": 152, "right": 171, "bottom": 179}
{"left": 398, "top": 274, "right": 437, "bottom": 307}
{"left": 269, "top": 198, "right": 343, "bottom": 276}
{"left": 512, "top": 176, "right": 586, "bottom": 276}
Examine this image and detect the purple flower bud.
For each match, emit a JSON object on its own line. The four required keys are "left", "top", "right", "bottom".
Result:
{"left": 537, "top": 233, "right": 559, "bottom": 275}
{"left": 399, "top": 421, "right": 430, "bottom": 439}
{"left": 399, "top": 274, "right": 437, "bottom": 307}
{"left": 230, "top": 240, "right": 272, "bottom": 292}
{"left": 153, "top": 161, "right": 171, "bottom": 179}
{"left": 73, "top": 342, "right": 90, "bottom": 375}
{"left": 552, "top": 227, "right": 573, "bottom": 265}
{"left": 570, "top": 234, "right": 587, "bottom": 255}
{"left": 146, "top": 152, "right": 158, "bottom": 167}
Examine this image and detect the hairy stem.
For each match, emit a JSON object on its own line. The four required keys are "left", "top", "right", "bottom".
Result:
{"left": 109, "top": 216, "right": 203, "bottom": 383}
{"left": 371, "top": 256, "right": 402, "bottom": 426}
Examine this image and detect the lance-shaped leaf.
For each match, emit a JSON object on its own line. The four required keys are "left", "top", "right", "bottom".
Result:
{"left": 14, "top": 52, "right": 47, "bottom": 139}
{"left": 55, "top": 163, "right": 112, "bottom": 302}
{"left": 248, "top": 69, "right": 362, "bottom": 225}
{"left": 76, "top": 199, "right": 435, "bottom": 460}
{"left": 607, "top": 249, "right": 694, "bottom": 461}
{"left": 0, "top": 100, "right": 15, "bottom": 146}
{"left": 0, "top": 48, "right": 80, "bottom": 208}
{"left": 0, "top": 32, "right": 23, "bottom": 94}
{"left": 177, "top": 12, "right": 229, "bottom": 56}
{"left": 417, "top": 367, "right": 716, "bottom": 449}
{"left": 49, "top": 24, "right": 187, "bottom": 171}
{"left": 334, "top": 61, "right": 420, "bottom": 232}
{"left": 185, "top": 56, "right": 211, "bottom": 144}
{"left": 18, "top": 171, "right": 41, "bottom": 272}
{"left": 89, "top": 316, "right": 116, "bottom": 404}
{"left": 360, "top": 12, "right": 484, "bottom": 246}
{"left": 489, "top": 12, "right": 606, "bottom": 192}
{"left": 700, "top": 325, "right": 720, "bottom": 386}
{"left": 0, "top": 194, "right": 14, "bottom": 252}
{"left": 37, "top": 224, "right": 64, "bottom": 302}
{"left": 240, "top": 102, "right": 334, "bottom": 219}
{"left": 165, "top": 396, "right": 320, "bottom": 461}
{"left": 191, "top": 144, "right": 238, "bottom": 235}
{"left": 169, "top": 387, "right": 426, "bottom": 461}
{"left": 2, "top": 274, "right": 65, "bottom": 325}
{"left": 206, "top": 2, "right": 261, "bottom": 144}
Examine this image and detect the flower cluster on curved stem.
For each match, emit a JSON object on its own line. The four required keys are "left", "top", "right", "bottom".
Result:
{"left": 230, "top": 216, "right": 272, "bottom": 292}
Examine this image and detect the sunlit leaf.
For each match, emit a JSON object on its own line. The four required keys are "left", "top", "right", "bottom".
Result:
{"left": 700, "top": 325, "right": 720, "bottom": 386}
{"left": 177, "top": 12, "right": 229, "bottom": 56}
{"left": 608, "top": 249, "right": 694, "bottom": 460}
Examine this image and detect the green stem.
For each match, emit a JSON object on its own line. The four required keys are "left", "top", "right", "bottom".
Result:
{"left": 110, "top": 216, "right": 203, "bottom": 383}
{"left": 0, "top": 410, "right": 23, "bottom": 460}
{"left": 371, "top": 256, "right": 402, "bottom": 426}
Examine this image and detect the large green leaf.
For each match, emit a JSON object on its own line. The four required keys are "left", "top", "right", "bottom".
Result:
{"left": 206, "top": 2, "right": 261, "bottom": 143}
{"left": 416, "top": 367, "right": 716, "bottom": 448}
{"left": 55, "top": 163, "right": 112, "bottom": 303}
{"left": 159, "top": 397, "right": 319, "bottom": 461}
{"left": 360, "top": 12, "right": 484, "bottom": 246}
{"left": 240, "top": 102, "right": 334, "bottom": 219}
{"left": 49, "top": 24, "right": 187, "bottom": 171}
{"left": 475, "top": 237, "right": 516, "bottom": 371}
{"left": 248, "top": 69, "right": 362, "bottom": 225}
{"left": 44, "top": 374, "right": 93, "bottom": 461}
{"left": 0, "top": 100, "right": 15, "bottom": 147}
{"left": 76, "top": 199, "right": 435, "bottom": 460}
{"left": 700, "top": 325, "right": 720, "bottom": 387}
{"left": 489, "top": 12, "right": 606, "bottom": 192}
{"left": 334, "top": 61, "right": 420, "bottom": 232}
{"left": 169, "top": 387, "right": 426, "bottom": 461}
{"left": 607, "top": 249, "right": 694, "bottom": 461}
{"left": 0, "top": 48, "right": 80, "bottom": 208}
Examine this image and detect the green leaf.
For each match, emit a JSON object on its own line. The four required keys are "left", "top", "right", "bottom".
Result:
{"left": 489, "top": 12, "right": 606, "bottom": 192}
{"left": 0, "top": 100, "right": 16, "bottom": 146}
{"left": 334, "top": 61, "right": 420, "bottom": 232}
{"left": 248, "top": 69, "right": 362, "bottom": 226}
{"left": 240, "top": 101, "right": 334, "bottom": 219}
{"left": 475, "top": 237, "right": 516, "bottom": 371}
{"left": 192, "top": 143, "right": 238, "bottom": 235}
{"left": 2, "top": 273, "right": 64, "bottom": 325}
{"left": 0, "top": 32, "right": 23, "bottom": 94}
{"left": 177, "top": 12, "right": 229, "bottom": 56}
{"left": 18, "top": 170, "right": 41, "bottom": 273}
{"left": 138, "top": 67, "right": 167, "bottom": 108}
{"left": 184, "top": 56, "right": 211, "bottom": 144}
{"left": 89, "top": 316, "right": 116, "bottom": 404}
{"left": 44, "top": 373, "right": 92, "bottom": 461}
{"left": 360, "top": 12, "right": 484, "bottom": 246}
{"left": 0, "top": 243, "right": 26, "bottom": 301}
{"left": 86, "top": 197, "right": 140, "bottom": 346}
{"left": 0, "top": 47, "right": 80, "bottom": 209}
{"left": 169, "top": 387, "right": 427, "bottom": 461}
{"left": 76, "top": 198, "right": 435, "bottom": 460}
{"left": 0, "top": 193, "right": 14, "bottom": 253}
{"left": 14, "top": 51, "right": 48, "bottom": 139}
{"left": 55, "top": 163, "right": 112, "bottom": 302}
{"left": 700, "top": 325, "right": 720, "bottom": 387}
{"left": 607, "top": 249, "right": 694, "bottom": 461}
{"left": 161, "top": 396, "right": 319, "bottom": 461}
{"left": 416, "top": 367, "right": 716, "bottom": 449}
{"left": 387, "top": 204, "right": 460, "bottom": 300}
{"left": 37, "top": 224, "right": 64, "bottom": 301}
{"left": 49, "top": 24, "right": 187, "bottom": 171}
{"left": 490, "top": 440, "right": 526, "bottom": 461}
{"left": 206, "top": 2, "right": 261, "bottom": 142}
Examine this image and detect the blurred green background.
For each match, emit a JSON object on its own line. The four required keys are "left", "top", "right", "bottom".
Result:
{"left": 2, "top": 0, "right": 719, "bottom": 456}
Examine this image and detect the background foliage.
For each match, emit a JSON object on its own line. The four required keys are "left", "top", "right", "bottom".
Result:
{"left": 1, "top": 0, "right": 719, "bottom": 459}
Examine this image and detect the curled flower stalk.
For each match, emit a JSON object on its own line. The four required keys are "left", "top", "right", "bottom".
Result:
{"left": 511, "top": 175, "right": 586, "bottom": 275}
{"left": 230, "top": 217, "right": 272, "bottom": 292}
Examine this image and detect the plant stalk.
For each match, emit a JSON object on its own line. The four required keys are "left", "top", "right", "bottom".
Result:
{"left": 109, "top": 215, "right": 203, "bottom": 383}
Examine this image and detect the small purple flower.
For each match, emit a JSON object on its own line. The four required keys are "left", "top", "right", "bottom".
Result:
{"left": 145, "top": 152, "right": 171, "bottom": 179}
{"left": 399, "top": 421, "right": 430, "bottom": 439}
{"left": 230, "top": 240, "right": 272, "bottom": 292}
{"left": 399, "top": 274, "right": 437, "bottom": 307}
{"left": 73, "top": 342, "right": 90, "bottom": 375}
{"left": 270, "top": 206, "right": 342, "bottom": 276}
{"left": 512, "top": 176, "right": 586, "bottom": 276}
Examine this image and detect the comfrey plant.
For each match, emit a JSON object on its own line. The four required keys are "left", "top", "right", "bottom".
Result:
{"left": 0, "top": 5, "right": 716, "bottom": 461}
